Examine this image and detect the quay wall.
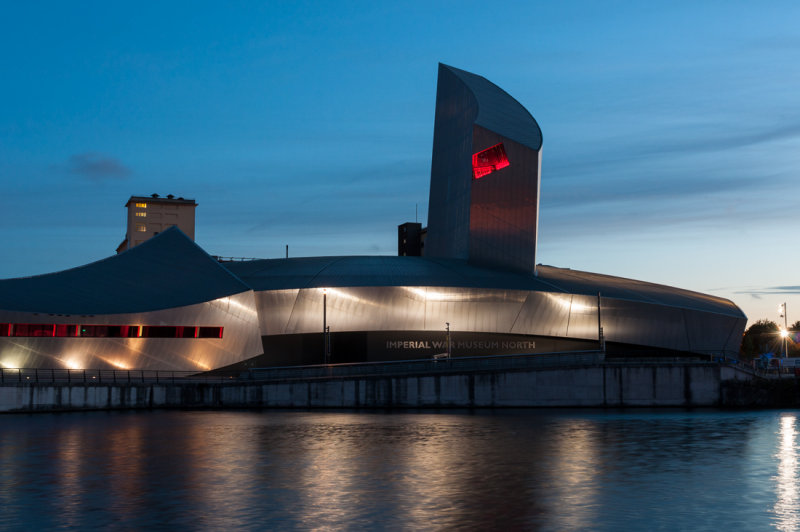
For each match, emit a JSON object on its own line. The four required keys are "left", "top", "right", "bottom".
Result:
{"left": 0, "top": 362, "right": 758, "bottom": 413}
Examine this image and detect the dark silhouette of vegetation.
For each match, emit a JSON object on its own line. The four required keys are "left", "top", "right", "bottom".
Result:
{"left": 741, "top": 319, "right": 780, "bottom": 359}
{"left": 740, "top": 319, "right": 800, "bottom": 359}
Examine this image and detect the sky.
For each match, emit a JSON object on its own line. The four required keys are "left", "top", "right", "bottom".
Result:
{"left": 1, "top": 1, "right": 799, "bottom": 327}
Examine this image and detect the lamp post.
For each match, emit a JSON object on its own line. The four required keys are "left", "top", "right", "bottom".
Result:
{"left": 323, "top": 289, "right": 328, "bottom": 364}
{"left": 780, "top": 302, "right": 788, "bottom": 359}
{"left": 446, "top": 322, "right": 452, "bottom": 359}
{"left": 597, "top": 292, "right": 605, "bottom": 354}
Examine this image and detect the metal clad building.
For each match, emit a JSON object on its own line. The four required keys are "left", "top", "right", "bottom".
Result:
{"left": 426, "top": 64, "right": 543, "bottom": 273}
{"left": 0, "top": 65, "right": 747, "bottom": 371}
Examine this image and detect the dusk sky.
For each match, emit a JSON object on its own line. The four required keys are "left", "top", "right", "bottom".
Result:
{"left": 2, "top": 1, "right": 799, "bottom": 326}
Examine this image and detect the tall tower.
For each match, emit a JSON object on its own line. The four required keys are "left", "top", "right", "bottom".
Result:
{"left": 425, "top": 64, "right": 543, "bottom": 273}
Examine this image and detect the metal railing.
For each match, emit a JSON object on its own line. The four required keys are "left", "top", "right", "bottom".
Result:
{"left": 211, "top": 256, "right": 262, "bottom": 262}
{"left": 242, "top": 350, "right": 607, "bottom": 383}
{"left": 2, "top": 351, "right": 740, "bottom": 385}
{"left": 0, "top": 368, "right": 236, "bottom": 385}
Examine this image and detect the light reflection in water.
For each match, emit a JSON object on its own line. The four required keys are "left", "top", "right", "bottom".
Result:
{"left": 548, "top": 419, "right": 600, "bottom": 530}
{"left": 1, "top": 410, "right": 800, "bottom": 530}
{"left": 54, "top": 425, "right": 83, "bottom": 527}
{"left": 774, "top": 414, "right": 799, "bottom": 531}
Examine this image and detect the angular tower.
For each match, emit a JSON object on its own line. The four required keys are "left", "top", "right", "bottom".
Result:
{"left": 425, "top": 64, "right": 543, "bottom": 273}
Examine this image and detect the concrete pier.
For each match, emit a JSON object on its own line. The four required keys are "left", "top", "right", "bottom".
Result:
{"left": 0, "top": 356, "right": 764, "bottom": 413}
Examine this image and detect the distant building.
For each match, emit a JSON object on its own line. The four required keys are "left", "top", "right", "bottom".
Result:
{"left": 398, "top": 222, "right": 426, "bottom": 256}
{"left": 116, "top": 194, "right": 197, "bottom": 253}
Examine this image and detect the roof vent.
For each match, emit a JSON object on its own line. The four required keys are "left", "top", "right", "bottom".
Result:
{"left": 167, "top": 194, "right": 174, "bottom": 199}
{"left": 177, "top": 197, "right": 184, "bottom": 200}
{"left": 151, "top": 193, "right": 159, "bottom": 198}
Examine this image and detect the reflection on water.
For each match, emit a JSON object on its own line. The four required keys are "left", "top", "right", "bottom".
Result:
{"left": 0, "top": 409, "right": 797, "bottom": 530}
{"left": 775, "top": 414, "right": 799, "bottom": 531}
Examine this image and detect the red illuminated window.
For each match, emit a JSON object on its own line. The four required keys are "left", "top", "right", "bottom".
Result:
{"left": 55, "top": 324, "right": 79, "bottom": 337}
{"left": 472, "top": 143, "right": 510, "bottom": 179}
{"left": 13, "top": 324, "right": 54, "bottom": 337}
{"left": 198, "top": 327, "right": 224, "bottom": 339}
{"left": 178, "top": 326, "right": 197, "bottom": 338}
{"left": 1, "top": 323, "right": 222, "bottom": 339}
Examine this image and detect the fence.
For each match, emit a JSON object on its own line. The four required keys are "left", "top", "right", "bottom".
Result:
{"left": 242, "top": 350, "right": 607, "bottom": 382}
{"left": 0, "top": 368, "right": 235, "bottom": 385}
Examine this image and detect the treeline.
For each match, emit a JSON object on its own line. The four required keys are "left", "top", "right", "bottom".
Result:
{"left": 740, "top": 319, "right": 800, "bottom": 359}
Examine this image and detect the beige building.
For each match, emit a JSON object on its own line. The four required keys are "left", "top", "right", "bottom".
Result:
{"left": 116, "top": 194, "right": 197, "bottom": 253}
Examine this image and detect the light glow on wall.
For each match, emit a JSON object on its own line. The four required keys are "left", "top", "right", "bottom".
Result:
{"left": 472, "top": 143, "right": 509, "bottom": 179}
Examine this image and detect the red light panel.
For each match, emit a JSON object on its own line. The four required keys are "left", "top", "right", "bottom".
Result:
{"left": 2, "top": 323, "right": 223, "bottom": 339}
{"left": 472, "top": 143, "right": 509, "bottom": 179}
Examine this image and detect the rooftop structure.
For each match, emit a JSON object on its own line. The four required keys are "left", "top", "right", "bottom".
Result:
{"left": 116, "top": 194, "right": 197, "bottom": 253}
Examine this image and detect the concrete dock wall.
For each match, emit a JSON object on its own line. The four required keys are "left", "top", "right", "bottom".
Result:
{"left": 0, "top": 362, "right": 741, "bottom": 413}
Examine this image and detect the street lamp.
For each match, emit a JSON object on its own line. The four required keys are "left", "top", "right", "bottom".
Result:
{"left": 780, "top": 302, "right": 789, "bottom": 359}
{"left": 446, "top": 322, "right": 452, "bottom": 359}
{"left": 323, "top": 288, "right": 330, "bottom": 364}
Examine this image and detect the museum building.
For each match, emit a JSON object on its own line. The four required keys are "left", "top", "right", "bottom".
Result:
{"left": 0, "top": 64, "right": 747, "bottom": 371}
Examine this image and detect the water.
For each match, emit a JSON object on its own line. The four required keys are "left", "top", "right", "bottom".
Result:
{"left": 0, "top": 408, "right": 798, "bottom": 530}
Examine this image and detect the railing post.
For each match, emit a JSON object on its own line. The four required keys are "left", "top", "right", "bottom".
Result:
{"left": 67, "top": 369, "right": 71, "bottom": 383}
{"left": 35, "top": 368, "right": 38, "bottom": 383}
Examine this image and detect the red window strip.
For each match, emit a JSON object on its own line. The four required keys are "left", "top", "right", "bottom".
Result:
{"left": 0, "top": 323, "right": 223, "bottom": 339}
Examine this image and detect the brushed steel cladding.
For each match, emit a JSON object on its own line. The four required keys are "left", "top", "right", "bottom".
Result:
{"left": 599, "top": 299, "right": 691, "bottom": 351}
{"left": 425, "top": 64, "right": 477, "bottom": 261}
{"left": 0, "top": 227, "right": 251, "bottom": 315}
{"left": 425, "top": 64, "right": 544, "bottom": 274}
{"left": 469, "top": 127, "right": 540, "bottom": 273}
{"left": 254, "top": 289, "right": 301, "bottom": 335}
{"left": 250, "top": 285, "right": 739, "bottom": 356}
{"left": 683, "top": 309, "right": 747, "bottom": 354}
{"left": 0, "top": 291, "right": 262, "bottom": 371}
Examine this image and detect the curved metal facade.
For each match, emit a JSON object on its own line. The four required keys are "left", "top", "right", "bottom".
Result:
{"left": 0, "top": 64, "right": 748, "bottom": 371}
{"left": 228, "top": 257, "right": 745, "bottom": 365}
{"left": 426, "top": 64, "right": 543, "bottom": 273}
{"left": 0, "top": 291, "right": 262, "bottom": 371}
{"left": 0, "top": 229, "right": 263, "bottom": 371}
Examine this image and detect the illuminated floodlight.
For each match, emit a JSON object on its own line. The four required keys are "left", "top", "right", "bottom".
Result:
{"left": 780, "top": 329, "right": 789, "bottom": 338}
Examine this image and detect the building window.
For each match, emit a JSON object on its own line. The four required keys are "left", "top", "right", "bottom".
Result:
{"left": 136, "top": 224, "right": 147, "bottom": 232}
{"left": 13, "top": 324, "right": 54, "bottom": 337}
{"left": 54, "top": 324, "right": 79, "bottom": 337}
{"left": 3, "top": 323, "right": 222, "bottom": 339}
{"left": 135, "top": 212, "right": 147, "bottom": 217}
{"left": 135, "top": 203, "right": 147, "bottom": 208}
{"left": 472, "top": 143, "right": 510, "bottom": 179}
{"left": 198, "top": 326, "right": 224, "bottom": 339}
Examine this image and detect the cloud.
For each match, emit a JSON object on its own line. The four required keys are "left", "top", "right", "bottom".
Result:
{"left": 547, "top": 118, "right": 800, "bottom": 182}
{"left": 736, "top": 286, "right": 800, "bottom": 296}
{"left": 65, "top": 153, "right": 131, "bottom": 180}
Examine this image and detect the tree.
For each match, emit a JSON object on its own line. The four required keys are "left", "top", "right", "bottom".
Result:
{"left": 740, "top": 319, "right": 780, "bottom": 359}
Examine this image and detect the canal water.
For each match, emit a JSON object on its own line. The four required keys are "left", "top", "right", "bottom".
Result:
{"left": 0, "top": 409, "right": 798, "bottom": 530}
